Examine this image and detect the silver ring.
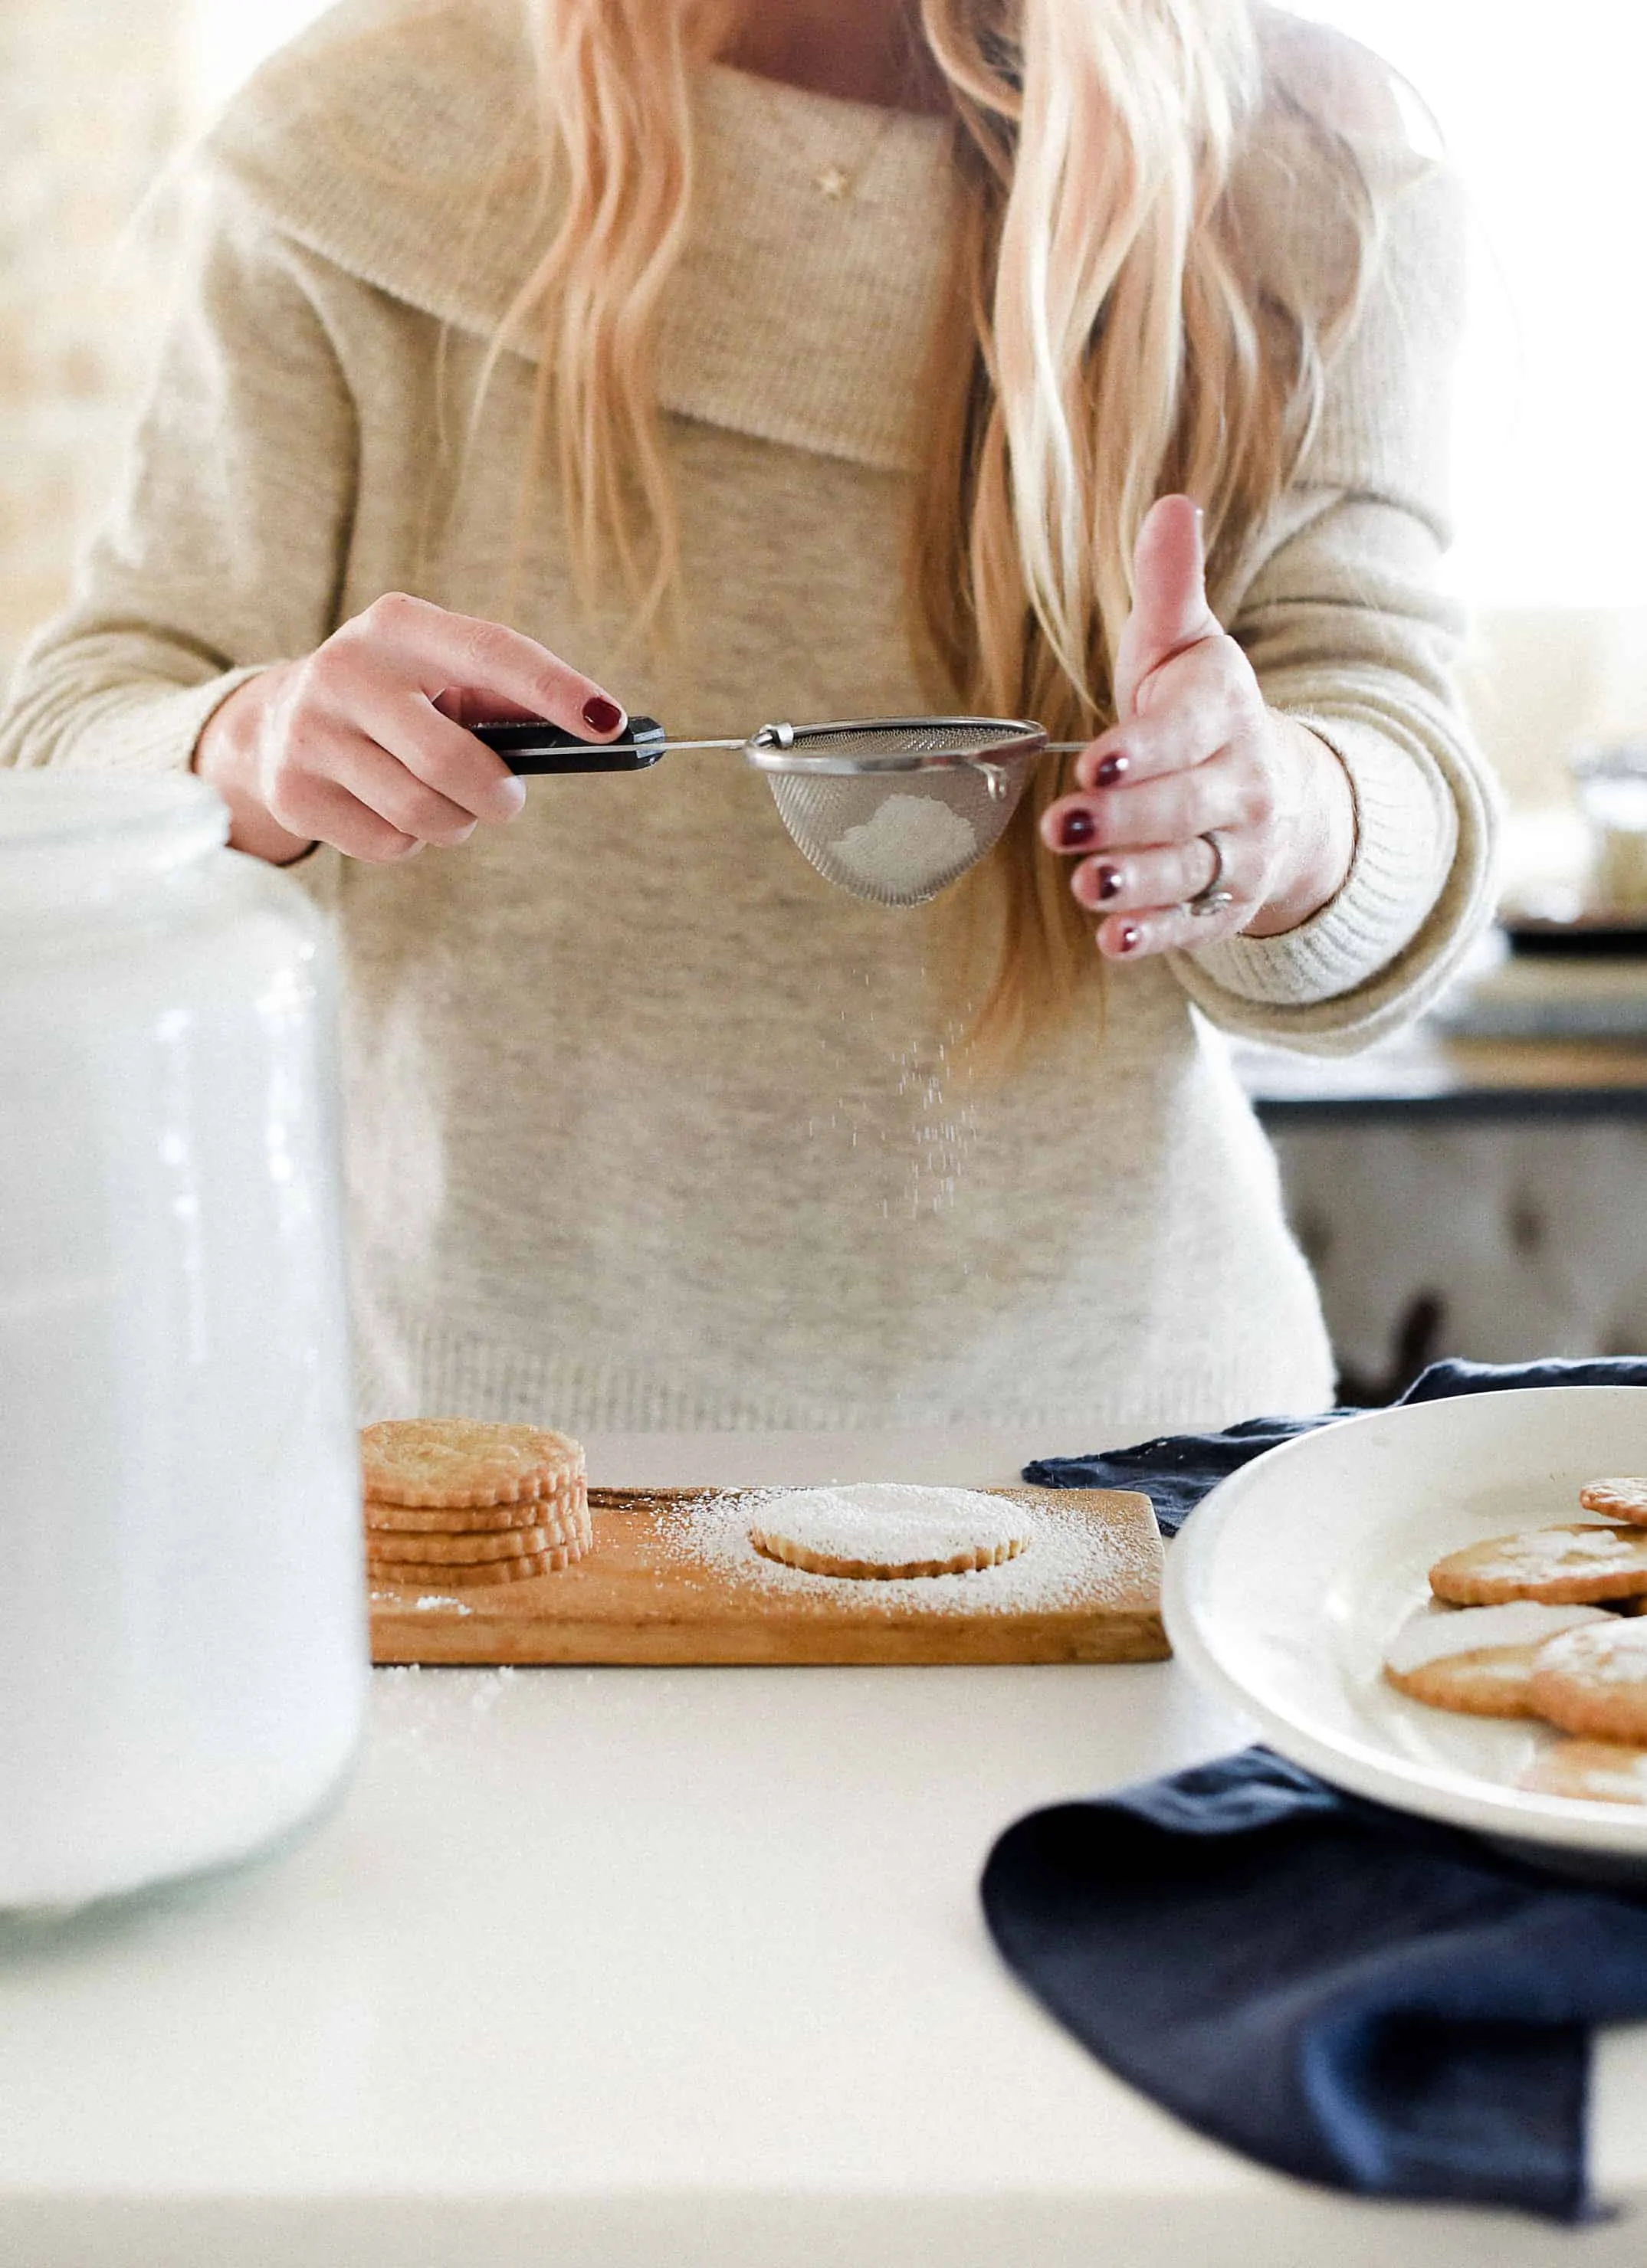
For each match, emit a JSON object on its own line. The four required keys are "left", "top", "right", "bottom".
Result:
{"left": 1186, "top": 830, "right": 1235, "bottom": 918}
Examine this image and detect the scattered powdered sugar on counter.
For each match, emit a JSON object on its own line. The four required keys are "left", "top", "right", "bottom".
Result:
{"left": 372, "top": 1663, "right": 519, "bottom": 1768}
{"left": 369, "top": 1587, "right": 475, "bottom": 1615}
{"left": 655, "top": 1483, "right": 1153, "bottom": 1615}
{"left": 827, "top": 794, "right": 976, "bottom": 893}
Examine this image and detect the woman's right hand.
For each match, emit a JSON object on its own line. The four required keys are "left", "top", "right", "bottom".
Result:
{"left": 193, "top": 592, "right": 627, "bottom": 865}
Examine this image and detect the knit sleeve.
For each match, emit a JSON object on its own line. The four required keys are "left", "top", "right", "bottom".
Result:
{"left": 0, "top": 175, "right": 357, "bottom": 778}
{"left": 1169, "top": 150, "right": 1501, "bottom": 1055}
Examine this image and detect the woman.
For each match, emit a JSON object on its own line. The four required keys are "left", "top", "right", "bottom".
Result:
{"left": 0, "top": 0, "right": 1496, "bottom": 1444}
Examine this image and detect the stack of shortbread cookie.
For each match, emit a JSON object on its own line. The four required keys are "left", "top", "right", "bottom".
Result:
{"left": 362, "top": 1420, "right": 590, "bottom": 1589}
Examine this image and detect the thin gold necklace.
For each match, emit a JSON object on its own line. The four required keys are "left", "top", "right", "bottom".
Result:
{"left": 810, "top": 102, "right": 902, "bottom": 202}
{"left": 746, "top": 73, "right": 909, "bottom": 204}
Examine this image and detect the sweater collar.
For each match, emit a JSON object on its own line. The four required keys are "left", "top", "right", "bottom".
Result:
{"left": 202, "top": 0, "right": 958, "bottom": 475}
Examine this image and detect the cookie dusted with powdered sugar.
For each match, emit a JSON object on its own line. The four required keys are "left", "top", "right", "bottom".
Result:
{"left": 1522, "top": 1739, "right": 1647, "bottom": 1804}
{"left": 748, "top": 1483, "right": 1031, "bottom": 1581}
{"left": 1383, "top": 1602, "right": 1612, "bottom": 1718}
{"left": 1428, "top": 1524, "right": 1647, "bottom": 1607}
{"left": 1528, "top": 1618, "right": 1647, "bottom": 1742}
{"left": 1579, "top": 1478, "right": 1647, "bottom": 1526}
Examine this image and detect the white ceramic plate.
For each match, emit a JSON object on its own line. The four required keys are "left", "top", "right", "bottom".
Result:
{"left": 1162, "top": 1385, "right": 1647, "bottom": 1865}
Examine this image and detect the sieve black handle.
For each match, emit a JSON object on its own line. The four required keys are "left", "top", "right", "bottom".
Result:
{"left": 472, "top": 715, "right": 668, "bottom": 774}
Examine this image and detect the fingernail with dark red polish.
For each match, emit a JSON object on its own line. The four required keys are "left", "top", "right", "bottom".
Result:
{"left": 1095, "top": 863, "right": 1124, "bottom": 902}
{"left": 1096, "top": 753, "right": 1129, "bottom": 787}
{"left": 582, "top": 694, "right": 624, "bottom": 736}
{"left": 1058, "top": 809, "right": 1096, "bottom": 850}
{"left": 1115, "top": 923, "right": 1143, "bottom": 955}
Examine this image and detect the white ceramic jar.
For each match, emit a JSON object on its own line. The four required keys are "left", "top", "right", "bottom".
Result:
{"left": 0, "top": 772, "right": 366, "bottom": 1909}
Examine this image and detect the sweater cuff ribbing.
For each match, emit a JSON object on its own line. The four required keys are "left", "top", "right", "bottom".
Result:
{"left": 1183, "top": 709, "right": 1455, "bottom": 1008}
{"left": 61, "top": 666, "right": 268, "bottom": 778}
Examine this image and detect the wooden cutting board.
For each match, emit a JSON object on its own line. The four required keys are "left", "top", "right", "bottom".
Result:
{"left": 369, "top": 1485, "right": 1167, "bottom": 1667}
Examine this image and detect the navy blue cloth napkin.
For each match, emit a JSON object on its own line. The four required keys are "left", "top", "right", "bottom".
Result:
{"left": 1025, "top": 1356, "right": 1647, "bottom": 1535}
{"left": 983, "top": 1749, "right": 1647, "bottom": 2220}
{"left": 987, "top": 1356, "right": 1647, "bottom": 2221}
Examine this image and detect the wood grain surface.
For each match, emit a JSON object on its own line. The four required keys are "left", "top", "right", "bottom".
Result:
{"left": 369, "top": 1485, "right": 1167, "bottom": 1667}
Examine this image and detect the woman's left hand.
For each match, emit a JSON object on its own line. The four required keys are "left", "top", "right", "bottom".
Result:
{"left": 1041, "top": 494, "right": 1357, "bottom": 960}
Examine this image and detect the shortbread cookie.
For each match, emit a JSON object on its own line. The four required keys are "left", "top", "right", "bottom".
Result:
{"left": 1528, "top": 1618, "right": 1647, "bottom": 1741}
{"left": 365, "top": 1479, "right": 588, "bottom": 1537}
{"left": 748, "top": 1482, "right": 1031, "bottom": 1581}
{"left": 366, "top": 1521, "right": 585, "bottom": 1567}
{"left": 1521, "top": 1739, "right": 1647, "bottom": 1805}
{"left": 367, "top": 1538, "right": 584, "bottom": 1588}
{"left": 363, "top": 1420, "right": 584, "bottom": 1509}
{"left": 1579, "top": 1477, "right": 1647, "bottom": 1526}
{"left": 1383, "top": 1603, "right": 1612, "bottom": 1717}
{"left": 1428, "top": 1524, "right": 1647, "bottom": 1606}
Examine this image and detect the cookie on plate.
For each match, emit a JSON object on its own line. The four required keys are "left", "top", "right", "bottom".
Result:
{"left": 1578, "top": 1477, "right": 1647, "bottom": 1527}
{"left": 1527, "top": 1618, "right": 1647, "bottom": 1742}
{"left": 1428, "top": 1524, "right": 1647, "bottom": 1607}
{"left": 1521, "top": 1739, "right": 1647, "bottom": 1806}
{"left": 362, "top": 1420, "right": 584, "bottom": 1509}
{"left": 1383, "top": 1602, "right": 1613, "bottom": 1718}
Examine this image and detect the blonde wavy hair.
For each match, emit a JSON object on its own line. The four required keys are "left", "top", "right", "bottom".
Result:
{"left": 492, "top": 0, "right": 1382, "bottom": 1052}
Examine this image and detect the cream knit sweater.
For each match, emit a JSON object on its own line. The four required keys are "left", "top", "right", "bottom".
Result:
{"left": 1, "top": 0, "right": 1498, "bottom": 1440}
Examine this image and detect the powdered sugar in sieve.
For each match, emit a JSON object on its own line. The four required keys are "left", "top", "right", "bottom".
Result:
{"left": 825, "top": 796, "right": 978, "bottom": 896}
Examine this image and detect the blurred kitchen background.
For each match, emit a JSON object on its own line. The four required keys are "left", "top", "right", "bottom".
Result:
{"left": 5, "top": 0, "right": 1646, "bottom": 1398}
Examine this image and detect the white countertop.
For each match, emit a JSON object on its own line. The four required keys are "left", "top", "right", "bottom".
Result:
{"left": 3, "top": 1437, "right": 1645, "bottom": 2265}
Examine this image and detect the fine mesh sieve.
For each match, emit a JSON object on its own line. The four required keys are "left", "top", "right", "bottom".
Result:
{"left": 474, "top": 712, "right": 1088, "bottom": 909}
{"left": 746, "top": 719, "right": 1038, "bottom": 907}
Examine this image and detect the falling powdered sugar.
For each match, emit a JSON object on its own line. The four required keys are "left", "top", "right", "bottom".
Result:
{"left": 653, "top": 1482, "right": 1156, "bottom": 1617}
{"left": 827, "top": 794, "right": 976, "bottom": 894}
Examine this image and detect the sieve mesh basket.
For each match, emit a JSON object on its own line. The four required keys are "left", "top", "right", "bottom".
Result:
{"left": 746, "top": 718, "right": 1045, "bottom": 908}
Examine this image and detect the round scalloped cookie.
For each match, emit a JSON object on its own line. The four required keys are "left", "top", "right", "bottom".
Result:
{"left": 1578, "top": 1477, "right": 1647, "bottom": 1527}
{"left": 1428, "top": 1524, "right": 1647, "bottom": 1607}
{"left": 752, "top": 1531, "right": 1026, "bottom": 1580}
{"left": 1528, "top": 1618, "right": 1647, "bottom": 1742}
{"left": 1383, "top": 1602, "right": 1613, "bottom": 1718}
{"left": 363, "top": 1420, "right": 584, "bottom": 1509}
{"left": 366, "top": 1478, "right": 589, "bottom": 1537}
{"left": 366, "top": 1536, "right": 586, "bottom": 1588}
{"left": 366, "top": 1519, "right": 589, "bottom": 1567}
{"left": 747, "top": 1483, "right": 1031, "bottom": 1581}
